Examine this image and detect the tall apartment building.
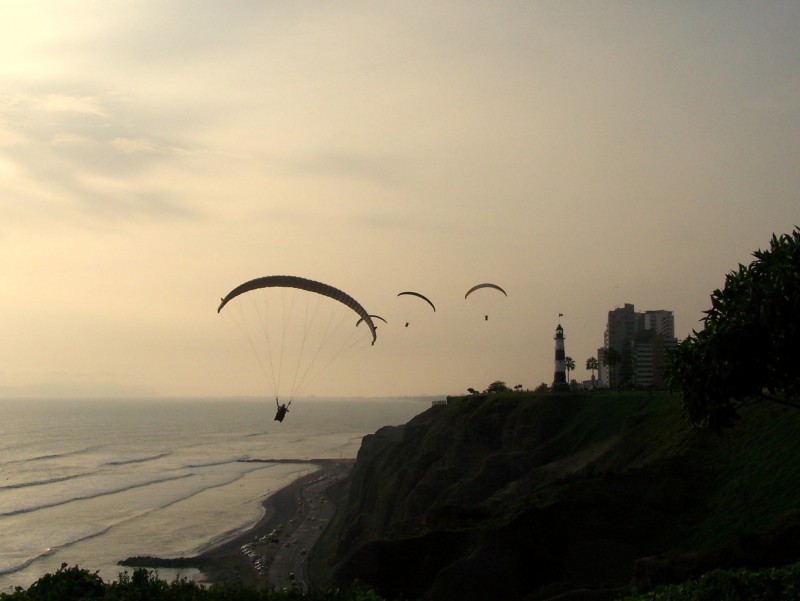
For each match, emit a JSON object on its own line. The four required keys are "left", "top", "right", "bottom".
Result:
{"left": 640, "top": 310, "right": 675, "bottom": 338}
{"left": 598, "top": 304, "right": 676, "bottom": 388}
{"left": 601, "top": 304, "right": 636, "bottom": 388}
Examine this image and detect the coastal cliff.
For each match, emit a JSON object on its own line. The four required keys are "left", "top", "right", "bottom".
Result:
{"left": 309, "top": 391, "right": 800, "bottom": 600}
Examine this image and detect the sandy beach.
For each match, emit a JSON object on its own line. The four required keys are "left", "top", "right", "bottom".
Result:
{"left": 119, "top": 458, "right": 354, "bottom": 589}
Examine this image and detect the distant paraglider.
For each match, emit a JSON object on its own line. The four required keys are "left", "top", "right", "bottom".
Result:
{"left": 465, "top": 283, "right": 507, "bottom": 320}
{"left": 397, "top": 291, "right": 435, "bottom": 327}
{"left": 356, "top": 315, "right": 387, "bottom": 328}
{"left": 397, "top": 291, "right": 436, "bottom": 311}
{"left": 464, "top": 283, "right": 507, "bottom": 299}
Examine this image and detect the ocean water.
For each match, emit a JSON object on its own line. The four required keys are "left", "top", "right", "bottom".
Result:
{"left": 0, "top": 396, "right": 430, "bottom": 592}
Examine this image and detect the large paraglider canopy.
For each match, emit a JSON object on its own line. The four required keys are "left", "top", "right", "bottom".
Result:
{"left": 217, "top": 275, "right": 377, "bottom": 406}
{"left": 219, "top": 275, "right": 376, "bottom": 344}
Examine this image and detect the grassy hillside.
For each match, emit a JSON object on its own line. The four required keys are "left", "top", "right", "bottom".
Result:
{"left": 443, "top": 391, "right": 800, "bottom": 550}
{"left": 310, "top": 390, "right": 800, "bottom": 600}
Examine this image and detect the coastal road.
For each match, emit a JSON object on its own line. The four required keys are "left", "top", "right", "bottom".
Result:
{"left": 268, "top": 466, "right": 347, "bottom": 590}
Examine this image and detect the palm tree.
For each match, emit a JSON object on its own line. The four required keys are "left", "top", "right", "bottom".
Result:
{"left": 603, "top": 347, "right": 621, "bottom": 389}
{"left": 586, "top": 357, "right": 599, "bottom": 388}
{"left": 564, "top": 356, "right": 575, "bottom": 383}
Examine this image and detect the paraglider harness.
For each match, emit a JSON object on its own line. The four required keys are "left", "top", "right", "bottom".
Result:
{"left": 274, "top": 399, "right": 291, "bottom": 422}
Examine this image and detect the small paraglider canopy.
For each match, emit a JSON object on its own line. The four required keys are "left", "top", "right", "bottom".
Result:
{"left": 397, "top": 291, "right": 435, "bottom": 327}
{"left": 464, "top": 283, "right": 507, "bottom": 299}
{"left": 397, "top": 291, "right": 436, "bottom": 312}
{"left": 464, "top": 283, "right": 507, "bottom": 320}
{"left": 356, "top": 315, "right": 387, "bottom": 327}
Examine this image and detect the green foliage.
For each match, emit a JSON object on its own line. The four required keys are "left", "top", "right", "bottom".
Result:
{"left": 666, "top": 228, "right": 800, "bottom": 432}
{"left": 684, "top": 401, "right": 800, "bottom": 546}
{"left": 0, "top": 566, "right": 385, "bottom": 601}
{"left": 621, "top": 561, "right": 800, "bottom": 600}
{"left": 7, "top": 564, "right": 105, "bottom": 601}
{"left": 442, "top": 390, "right": 800, "bottom": 549}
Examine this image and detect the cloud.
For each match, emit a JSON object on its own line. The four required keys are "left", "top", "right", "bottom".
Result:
{"left": 112, "top": 137, "right": 166, "bottom": 154}
{"left": 1, "top": 2, "right": 799, "bottom": 398}
{"left": 33, "top": 93, "right": 106, "bottom": 115}
{"left": 0, "top": 90, "right": 201, "bottom": 227}
{"left": 282, "top": 150, "right": 417, "bottom": 190}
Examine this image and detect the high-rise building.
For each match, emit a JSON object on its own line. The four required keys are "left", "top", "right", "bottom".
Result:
{"left": 604, "top": 304, "right": 637, "bottom": 387}
{"left": 640, "top": 310, "right": 675, "bottom": 338}
{"left": 599, "top": 304, "right": 677, "bottom": 388}
{"left": 631, "top": 329, "right": 677, "bottom": 388}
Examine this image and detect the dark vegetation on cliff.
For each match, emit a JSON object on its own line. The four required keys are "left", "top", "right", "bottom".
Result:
{"left": 308, "top": 391, "right": 800, "bottom": 601}
{"left": 0, "top": 564, "right": 384, "bottom": 600}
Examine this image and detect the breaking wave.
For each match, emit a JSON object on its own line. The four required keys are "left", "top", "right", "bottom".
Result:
{"left": 104, "top": 453, "right": 171, "bottom": 466}
{"left": 0, "top": 473, "right": 196, "bottom": 517}
{"left": 0, "top": 472, "right": 91, "bottom": 491}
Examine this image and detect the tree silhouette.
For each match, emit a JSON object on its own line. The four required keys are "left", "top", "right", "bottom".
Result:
{"left": 486, "top": 380, "right": 511, "bottom": 394}
{"left": 564, "top": 356, "right": 575, "bottom": 383}
{"left": 666, "top": 228, "right": 800, "bottom": 431}
{"left": 586, "top": 357, "right": 599, "bottom": 387}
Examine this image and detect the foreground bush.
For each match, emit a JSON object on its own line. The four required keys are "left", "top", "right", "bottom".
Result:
{"left": 666, "top": 227, "right": 800, "bottom": 432}
{"left": 0, "top": 565, "right": 385, "bottom": 601}
{"left": 622, "top": 561, "right": 800, "bottom": 601}
{"left": 9, "top": 561, "right": 800, "bottom": 601}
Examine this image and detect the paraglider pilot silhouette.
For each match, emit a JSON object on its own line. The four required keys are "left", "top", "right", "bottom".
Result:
{"left": 274, "top": 399, "right": 291, "bottom": 422}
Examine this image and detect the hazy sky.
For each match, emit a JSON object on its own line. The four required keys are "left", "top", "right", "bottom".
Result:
{"left": 1, "top": 2, "right": 798, "bottom": 399}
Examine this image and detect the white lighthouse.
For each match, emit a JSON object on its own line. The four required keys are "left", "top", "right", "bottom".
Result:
{"left": 552, "top": 319, "right": 570, "bottom": 392}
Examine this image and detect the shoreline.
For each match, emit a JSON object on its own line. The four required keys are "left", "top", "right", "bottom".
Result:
{"left": 119, "top": 458, "right": 353, "bottom": 587}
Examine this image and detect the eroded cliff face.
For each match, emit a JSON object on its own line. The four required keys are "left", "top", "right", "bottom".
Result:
{"left": 310, "top": 393, "right": 800, "bottom": 601}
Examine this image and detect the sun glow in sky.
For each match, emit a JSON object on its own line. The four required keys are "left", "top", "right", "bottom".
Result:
{"left": 1, "top": 2, "right": 798, "bottom": 398}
